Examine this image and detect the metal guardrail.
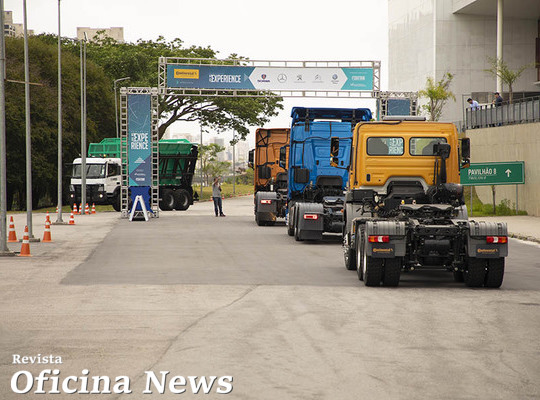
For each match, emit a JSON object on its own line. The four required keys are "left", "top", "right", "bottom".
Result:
{"left": 465, "top": 96, "right": 540, "bottom": 130}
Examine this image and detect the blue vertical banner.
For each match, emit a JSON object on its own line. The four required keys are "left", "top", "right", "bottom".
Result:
{"left": 128, "top": 94, "right": 152, "bottom": 187}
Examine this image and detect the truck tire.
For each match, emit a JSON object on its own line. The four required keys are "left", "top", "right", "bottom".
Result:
{"left": 453, "top": 270, "right": 464, "bottom": 282}
{"left": 363, "top": 233, "right": 382, "bottom": 286}
{"left": 112, "top": 195, "right": 121, "bottom": 212}
{"left": 344, "top": 234, "right": 356, "bottom": 271}
{"left": 382, "top": 258, "right": 401, "bottom": 287}
{"left": 363, "top": 256, "right": 383, "bottom": 287}
{"left": 173, "top": 189, "right": 190, "bottom": 211}
{"left": 464, "top": 258, "right": 486, "bottom": 287}
{"left": 356, "top": 228, "right": 365, "bottom": 281}
{"left": 287, "top": 206, "right": 295, "bottom": 236}
{"left": 485, "top": 258, "right": 504, "bottom": 288}
{"left": 160, "top": 189, "right": 174, "bottom": 211}
{"left": 294, "top": 205, "right": 303, "bottom": 242}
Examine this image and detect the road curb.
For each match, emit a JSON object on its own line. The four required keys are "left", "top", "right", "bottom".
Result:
{"left": 508, "top": 232, "right": 540, "bottom": 244}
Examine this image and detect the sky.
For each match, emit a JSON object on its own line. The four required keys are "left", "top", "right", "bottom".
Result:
{"left": 5, "top": 0, "right": 388, "bottom": 148}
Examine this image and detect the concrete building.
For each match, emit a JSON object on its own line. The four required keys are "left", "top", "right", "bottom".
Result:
{"left": 3, "top": 10, "right": 33, "bottom": 37}
{"left": 388, "top": 0, "right": 540, "bottom": 123}
{"left": 77, "top": 27, "right": 124, "bottom": 43}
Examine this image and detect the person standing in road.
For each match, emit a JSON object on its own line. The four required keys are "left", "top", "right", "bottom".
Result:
{"left": 212, "top": 177, "right": 226, "bottom": 217}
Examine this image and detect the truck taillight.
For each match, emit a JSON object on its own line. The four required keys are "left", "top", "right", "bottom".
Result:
{"left": 260, "top": 199, "right": 272, "bottom": 204}
{"left": 368, "top": 235, "right": 390, "bottom": 243}
{"left": 303, "top": 213, "right": 319, "bottom": 220}
{"left": 486, "top": 236, "right": 507, "bottom": 244}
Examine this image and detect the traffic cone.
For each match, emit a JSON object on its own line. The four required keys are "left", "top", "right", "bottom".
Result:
{"left": 79, "top": 203, "right": 83, "bottom": 215}
{"left": 56, "top": 206, "right": 58, "bottom": 214}
{"left": 42, "top": 220, "right": 52, "bottom": 242}
{"left": 7, "top": 216, "right": 17, "bottom": 242}
{"left": 85, "top": 203, "right": 90, "bottom": 214}
{"left": 69, "top": 212, "right": 75, "bottom": 225}
{"left": 19, "top": 226, "right": 31, "bottom": 257}
{"left": 91, "top": 203, "right": 96, "bottom": 214}
{"left": 73, "top": 203, "right": 78, "bottom": 215}
{"left": 46, "top": 211, "right": 51, "bottom": 223}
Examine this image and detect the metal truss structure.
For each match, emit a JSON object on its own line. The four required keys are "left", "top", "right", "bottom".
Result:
{"left": 158, "top": 58, "right": 381, "bottom": 98}
{"left": 120, "top": 87, "right": 160, "bottom": 219}
{"left": 377, "top": 91, "right": 419, "bottom": 118}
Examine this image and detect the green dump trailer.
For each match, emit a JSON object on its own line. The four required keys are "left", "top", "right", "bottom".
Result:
{"left": 70, "top": 138, "right": 199, "bottom": 211}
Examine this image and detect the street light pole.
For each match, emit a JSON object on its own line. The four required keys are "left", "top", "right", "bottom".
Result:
{"left": 199, "top": 124, "right": 203, "bottom": 198}
{"left": 23, "top": 0, "right": 36, "bottom": 239}
{"left": 80, "top": 36, "right": 87, "bottom": 214}
{"left": 114, "top": 77, "right": 130, "bottom": 138}
{"left": 232, "top": 135, "right": 236, "bottom": 195}
{"left": 0, "top": 0, "right": 14, "bottom": 255}
{"left": 54, "top": 0, "right": 65, "bottom": 224}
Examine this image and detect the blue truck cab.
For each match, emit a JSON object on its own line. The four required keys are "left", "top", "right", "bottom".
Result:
{"left": 283, "top": 107, "right": 372, "bottom": 241}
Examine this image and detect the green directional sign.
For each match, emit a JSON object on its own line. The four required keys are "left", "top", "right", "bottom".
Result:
{"left": 460, "top": 161, "right": 525, "bottom": 186}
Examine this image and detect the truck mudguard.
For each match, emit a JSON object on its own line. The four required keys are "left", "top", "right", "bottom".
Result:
{"left": 467, "top": 221, "right": 509, "bottom": 258}
{"left": 296, "top": 202, "right": 324, "bottom": 240}
{"left": 255, "top": 191, "right": 278, "bottom": 214}
{"left": 365, "top": 220, "right": 407, "bottom": 258}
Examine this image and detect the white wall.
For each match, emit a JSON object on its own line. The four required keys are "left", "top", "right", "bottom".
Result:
{"left": 389, "top": 0, "right": 538, "bottom": 123}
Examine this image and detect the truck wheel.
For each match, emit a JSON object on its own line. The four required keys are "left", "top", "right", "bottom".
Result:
{"left": 344, "top": 234, "right": 356, "bottom": 271}
{"left": 485, "top": 258, "right": 504, "bottom": 288}
{"left": 382, "top": 258, "right": 401, "bottom": 287}
{"left": 160, "top": 189, "right": 174, "bottom": 211}
{"left": 287, "top": 206, "right": 295, "bottom": 236}
{"left": 363, "top": 233, "right": 382, "bottom": 286}
{"left": 356, "top": 228, "right": 365, "bottom": 281}
{"left": 112, "top": 195, "right": 121, "bottom": 212}
{"left": 173, "top": 189, "right": 190, "bottom": 211}
{"left": 294, "top": 205, "right": 303, "bottom": 242}
{"left": 464, "top": 258, "right": 486, "bottom": 287}
{"left": 453, "top": 270, "right": 464, "bottom": 282}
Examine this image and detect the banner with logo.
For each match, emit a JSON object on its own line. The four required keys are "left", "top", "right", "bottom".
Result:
{"left": 166, "top": 65, "right": 374, "bottom": 91}
{"left": 128, "top": 94, "right": 152, "bottom": 187}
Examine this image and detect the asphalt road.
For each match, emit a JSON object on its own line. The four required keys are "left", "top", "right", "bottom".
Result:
{"left": 2, "top": 196, "right": 540, "bottom": 399}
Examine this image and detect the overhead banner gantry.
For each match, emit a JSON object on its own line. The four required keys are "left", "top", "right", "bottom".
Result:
{"left": 158, "top": 58, "right": 380, "bottom": 98}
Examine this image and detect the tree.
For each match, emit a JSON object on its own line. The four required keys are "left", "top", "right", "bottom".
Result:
{"left": 5, "top": 35, "right": 115, "bottom": 209}
{"left": 419, "top": 72, "right": 455, "bottom": 121}
{"left": 197, "top": 143, "right": 225, "bottom": 185}
{"left": 59, "top": 35, "right": 283, "bottom": 140}
{"left": 484, "top": 57, "right": 531, "bottom": 103}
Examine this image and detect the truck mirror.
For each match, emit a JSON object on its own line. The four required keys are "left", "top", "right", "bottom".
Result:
{"left": 248, "top": 149, "right": 254, "bottom": 169}
{"left": 460, "top": 138, "right": 470, "bottom": 159}
{"left": 279, "top": 146, "right": 287, "bottom": 169}
{"left": 433, "top": 143, "right": 451, "bottom": 159}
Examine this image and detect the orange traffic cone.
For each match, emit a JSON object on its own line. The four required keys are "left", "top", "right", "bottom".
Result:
{"left": 46, "top": 211, "right": 51, "bottom": 223}
{"left": 73, "top": 203, "right": 78, "bottom": 215}
{"left": 85, "top": 203, "right": 90, "bottom": 214}
{"left": 42, "top": 220, "right": 52, "bottom": 242}
{"left": 56, "top": 206, "right": 59, "bottom": 214}
{"left": 91, "top": 203, "right": 96, "bottom": 214}
{"left": 79, "top": 203, "right": 83, "bottom": 215}
{"left": 69, "top": 212, "right": 75, "bottom": 225}
{"left": 7, "top": 216, "right": 17, "bottom": 242}
{"left": 19, "top": 226, "right": 31, "bottom": 257}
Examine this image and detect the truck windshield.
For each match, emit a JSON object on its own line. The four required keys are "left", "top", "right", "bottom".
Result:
{"left": 72, "top": 164, "right": 106, "bottom": 179}
{"left": 410, "top": 137, "right": 447, "bottom": 156}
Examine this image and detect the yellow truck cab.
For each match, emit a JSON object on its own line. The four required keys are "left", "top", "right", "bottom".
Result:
{"left": 338, "top": 118, "right": 508, "bottom": 288}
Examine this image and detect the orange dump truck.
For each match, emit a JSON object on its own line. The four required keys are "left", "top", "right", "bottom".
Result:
{"left": 248, "top": 128, "right": 290, "bottom": 226}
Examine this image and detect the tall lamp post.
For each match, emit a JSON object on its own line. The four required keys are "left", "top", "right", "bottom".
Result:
{"left": 0, "top": 0, "right": 14, "bottom": 255}
{"left": 80, "top": 33, "right": 88, "bottom": 214}
{"left": 54, "top": 0, "right": 66, "bottom": 224}
{"left": 114, "top": 77, "right": 130, "bottom": 138}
